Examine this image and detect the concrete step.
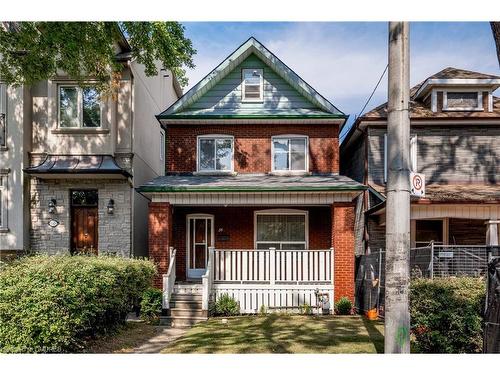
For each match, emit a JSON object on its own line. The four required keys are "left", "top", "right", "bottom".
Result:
{"left": 173, "top": 286, "right": 204, "bottom": 294}
{"left": 171, "top": 293, "right": 202, "bottom": 302}
{"left": 170, "top": 300, "right": 203, "bottom": 309}
{"left": 160, "top": 315, "right": 208, "bottom": 328}
{"left": 168, "top": 308, "right": 208, "bottom": 318}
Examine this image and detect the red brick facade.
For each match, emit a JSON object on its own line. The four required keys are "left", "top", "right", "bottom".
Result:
{"left": 332, "top": 203, "right": 356, "bottom": 302}
{"left": 166, "top": 124, "right": 339, "bottom": 174}
{"left": 148, "top": 202, "right": 172, "bottom": 287}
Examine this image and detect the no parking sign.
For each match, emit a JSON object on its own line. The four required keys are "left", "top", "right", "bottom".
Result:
{"left": 410, "top": 172, "right": 425, "bottom": 197}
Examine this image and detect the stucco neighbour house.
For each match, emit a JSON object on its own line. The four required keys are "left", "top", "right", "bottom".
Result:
{"left": 341, "top": 67, "right": 500, "bottom": 314}
{"left": 139, "top": 37, "right": 365, "bottom": 325}
{"left": 0, "top": 32, "right": 181, "bottom": 257}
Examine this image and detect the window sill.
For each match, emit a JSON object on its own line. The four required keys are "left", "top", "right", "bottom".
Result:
{"left": 52, "top": 128, "right": 110, "bottom": 135}
{"left": 193, "top": 171, "right": 237, "bottom": 176}
{"left": 0, "top": 146, "right": 8, "bottom": 152}
{"left": 442, "top": 107, "right": 483, "bottom": 112}
{"left": 0, "top": 228, "right": 10, "bottom": 234}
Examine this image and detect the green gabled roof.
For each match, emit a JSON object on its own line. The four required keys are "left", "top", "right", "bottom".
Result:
{"left": 158, "top": 37, "right": 346, "bottom": 121}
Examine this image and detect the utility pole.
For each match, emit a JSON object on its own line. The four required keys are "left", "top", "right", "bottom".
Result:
{"left": 491, "top": 22, "right": 500, "bottom": 67}
{"left": 385, "top": 21, "right": 411, "bottom": 354}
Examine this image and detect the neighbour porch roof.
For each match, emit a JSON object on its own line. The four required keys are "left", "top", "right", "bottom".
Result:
{"left": 24, "top": 154, "right": 132, "bottom": 179}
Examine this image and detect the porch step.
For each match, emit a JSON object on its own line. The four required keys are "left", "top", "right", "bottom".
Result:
{"left": 173, "top": 284, "right": 203, "bottom": 295}
{"left": 170, "top": 299, "right": 203, "bottom": 309}
{"left": 170, "top": 293, "right": 202, "bottom": 302}
{"left": 168, "top": 308, "right": 208, "bottom": 318}
{"left": 160, "top": 316, "right": 208, "bottom": 328}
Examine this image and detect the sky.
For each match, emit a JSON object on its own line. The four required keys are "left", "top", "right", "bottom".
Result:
{"left": 181, "top": 22, "right": 500, "bottom": 139}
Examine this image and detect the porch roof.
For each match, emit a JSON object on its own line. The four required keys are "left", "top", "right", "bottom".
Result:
{"left": 138, "top": 173, "right": 365, "bottom": 193}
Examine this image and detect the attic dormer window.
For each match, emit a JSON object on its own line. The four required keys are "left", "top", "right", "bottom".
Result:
{"left": 242, "top": 68, "right": 263, "bottom": 102}
{"left": 443, "top": 91, "right": 482, "bottom": 111}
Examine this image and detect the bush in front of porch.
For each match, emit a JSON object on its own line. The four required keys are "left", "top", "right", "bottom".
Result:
{"left": 410, "top": 277, "right": 486, "bottom": 353}
{"left": 0, "top": 255, "right": 156, "bottom": 353}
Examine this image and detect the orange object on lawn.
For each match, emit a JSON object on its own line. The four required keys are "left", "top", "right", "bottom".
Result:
{"left": 366, "top": 308, "right": 378, "bottom": 320}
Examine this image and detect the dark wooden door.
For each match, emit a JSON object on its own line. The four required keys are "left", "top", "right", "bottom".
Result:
{"left": 71, "top": 207, "right": 98, "bottom": 254}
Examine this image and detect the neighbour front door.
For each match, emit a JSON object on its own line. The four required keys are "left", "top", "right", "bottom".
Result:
{"left": 186, "top": 214, "right": 214, "bottom": 279}
{"left": 70, "top": 190, "right": 99, "bottom": 255}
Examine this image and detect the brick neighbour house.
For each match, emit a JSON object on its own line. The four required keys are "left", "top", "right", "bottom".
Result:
{"left": 140, "top": 37, "right": 364, "bottom": 321}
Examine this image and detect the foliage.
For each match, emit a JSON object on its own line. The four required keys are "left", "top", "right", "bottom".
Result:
{"left": 299, "top": 303, "right": 313, "bottom": 315}
{"left": 335, "top": 297, "right": 353, "bottom": 315}
{"left": 212, "top": 294, "right": 240, "bottom": 317}
{"left": 410, "top": 277, "right": 485, "bottom": 353}
{"left": 259, "top": 304, "right": 268, "bottom": 316}
{"left": 140, "top": 287, "right": 163, "bottom": 324}
{"left": 0, "top": 22, "right": 195, "bottom": 93}
{"left": 0, "top": 255, "right": 156, "bottom": 353}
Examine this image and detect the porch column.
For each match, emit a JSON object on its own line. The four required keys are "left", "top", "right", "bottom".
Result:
{"left": 331, "top": 203, "right": 356, "bottom": 303}
{"left": 486, "top": 220, "right": 500, "bottom": 246}
{"left": 148, "top": 202, "right": 173, "bottom": 288}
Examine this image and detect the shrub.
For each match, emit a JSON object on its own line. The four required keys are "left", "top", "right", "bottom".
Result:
{"left": 0, "top": 255, "right": 156, "bottom": 353}
{"left": 259, "top": 304, "right": 268, "bottom": 316}
{"left": 335, "top": 296, "right": 353, "bottom": 315}
{"left": 140, "top": 287, "right": 163, "bottom": 324}
{"left": 410, "top": 277, "right": 485, "bottom": 353}
{"left": 212, "top": 294, "right": 239, "bottom": 316}
{"left": 299, "top": 303, "right": 313, "bottom": 315}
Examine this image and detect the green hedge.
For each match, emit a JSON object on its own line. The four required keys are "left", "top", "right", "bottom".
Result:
{"left": 0, "top": 255, "right": 156, "bottom": 353}
{"left": 410, "top": 277, "right": 485, "bottom": 353}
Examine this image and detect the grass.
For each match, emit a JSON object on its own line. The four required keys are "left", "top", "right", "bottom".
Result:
{"left": 85, "top": 322, "right": 162, "bottom": 353}
{"left": 162, "top": 315, "right": 384, "bottom": 354}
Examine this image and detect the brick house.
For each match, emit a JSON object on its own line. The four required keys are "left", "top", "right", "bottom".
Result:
{"left": 341, "top": 67, "right": 500, "bottom": 315}
{"left": 139, "top": 37, "right": 365, "bottom": 324}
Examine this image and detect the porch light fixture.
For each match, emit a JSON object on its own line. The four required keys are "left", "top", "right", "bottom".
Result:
{"left": 107, "top": 199, "right": 115, "bottom": 215}
{"left": 48, "top": 199, "right": 57, "bottom": 214}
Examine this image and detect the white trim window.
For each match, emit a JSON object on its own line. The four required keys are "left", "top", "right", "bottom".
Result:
{"left": 242, "top": 68, "right": 264, "bottom": 102}
{"left": 0, "top": 83, "right": 6, "bottom": 147}
{"left": 58, "top": 85, "right": 102, "bottom": 128}
{"left": 197, "top": 135, "right": 234, "bottom": 173}
{"left": 443, "top": 91, "right": 483, "bottom": 111}
{"left": 384, "top": 133, "right": 417, "bottom": 182}
{"left": 272, "top": 135, "right": 308, "bottom": 173}
{"left": 160, "top": 131, "right": 165, "bottom": 161}
{"left": 255, "top": 209, "right": 308, "bottom": 250}
{"left": 0, "top": 173, "right": 7, "bottom": 230}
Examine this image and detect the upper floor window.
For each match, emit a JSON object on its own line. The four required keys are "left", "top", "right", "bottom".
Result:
{"left": 160, "top": 131, "right": 165, "bottom": 162}
{"left": 384, "top": 133, "right": 417, "bottom": 182}
{"left": 272, "top": 136, "right": 308, "bottom": 172}
{"left": 0, "top": 83, "right": 6, "bottom": 147}
{"left": 443, "top": 91, "right": 482, "bottom": 111}
{"left": 59, "top": 85, "right": 101, "bottom": 128}
{"left": 242, "top": 68, "right": 263, "bottom": 102}
{"left": 197, "top": 135, "right": 234, "bottom": 172}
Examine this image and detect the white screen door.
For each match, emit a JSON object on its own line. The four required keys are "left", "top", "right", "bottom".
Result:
{"left": 187, "top": 214, "right": 214, "bottom": 279}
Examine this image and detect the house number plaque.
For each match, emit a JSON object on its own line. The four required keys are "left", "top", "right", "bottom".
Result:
{"left": 48, "top": 219, "right": 59, "bottom": 228}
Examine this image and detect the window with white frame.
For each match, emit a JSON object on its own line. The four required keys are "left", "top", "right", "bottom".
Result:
{"left": 0, "top": 83, "right": 6, "bottom": 147}
{"left": 443, "top": 91, "right": 482, "bottom": 111}
{"left": 242, "top": 68, "right": 263, "bottom": 102}
{"left": 384, "top": 133, "right": 417, "bottom": 182}
{"left": 197, "top": 135, "right": 233, "bottom": 172}
{"left": 59, "top": 85, "right": 101, "bottom": 128}
{"left": 160, "top": 131, "right": 165, "bottom": 161}
{"left": 255, "top": 210, "right": 307, "bottom": 250}
{"left": 272, "top": 136, "right": 308, "bottom": 172}
{"left": 0, "top": 174, "right": 7, "bottom": 230}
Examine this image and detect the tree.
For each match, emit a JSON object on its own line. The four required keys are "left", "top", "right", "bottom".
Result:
{"left": 0, "top": 22, "right": 196, "bottom": 93}
{"left": 491, "top": 22, "right": 500, "bottom": 68}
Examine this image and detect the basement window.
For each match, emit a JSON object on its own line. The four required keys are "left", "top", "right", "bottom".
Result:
{"left": 443, "top": 91, "right": 482, "bottom": 111}
{"left": 242, "top": 68, "right": 263, "bottom": 102}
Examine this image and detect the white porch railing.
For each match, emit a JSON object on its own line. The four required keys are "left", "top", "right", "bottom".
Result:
{"left": 201, "top": 247, "right": 215, "bottom": 311}
{"left": 162, "top": 247, "right": 176, "bottom": 309}
{"left": 206, "top": 248, "right": 335, "bottom": 314}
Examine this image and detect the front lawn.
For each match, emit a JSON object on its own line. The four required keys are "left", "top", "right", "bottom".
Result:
{"left": 162, "top": 315, "right": 384, "bottom": 354}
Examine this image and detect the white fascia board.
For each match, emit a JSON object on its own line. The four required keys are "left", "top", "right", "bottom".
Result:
{"left": 414, "top": 78, "right": 500, "bottom": 99}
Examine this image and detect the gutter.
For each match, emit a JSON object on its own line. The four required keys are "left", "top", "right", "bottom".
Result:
{"left": 138, "top": 184, "right": 367, "bottom": 193}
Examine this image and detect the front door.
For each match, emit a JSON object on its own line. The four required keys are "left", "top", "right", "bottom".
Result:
{"left": 70, "top": 190, "right": 98, "bottom": 254}
{"left": 187, "top": 215, "right": 214, "bottom": 279}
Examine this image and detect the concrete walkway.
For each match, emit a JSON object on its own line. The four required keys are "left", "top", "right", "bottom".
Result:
{"left": 131, "top": 326, "right": 187, "bottom": 353}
